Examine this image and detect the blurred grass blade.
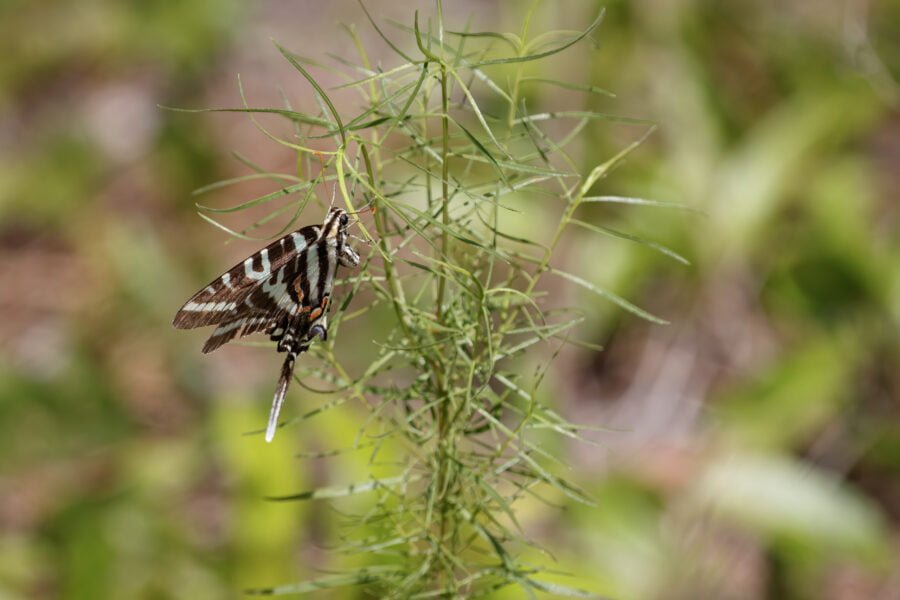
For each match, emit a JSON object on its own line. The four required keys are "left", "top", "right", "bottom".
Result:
{"left": 196, "top": 211, "right": 265, "bottom": 241}
{"left": 569, "top": 218, "right": 690, "bottom": 265}
{"left": 514, "top": 110, "right": 653, "bottom": 126}
{"left": 245, "top": 566, "right": 405, "bottom": 595}
{"left": 550, "top": 268, "right": 668, "bottom": 324}
{"left": 265, "top": 474, "right": 422, "bottom": 501}
{"left": 525, "top": 579, "right": 605, "bottom": 598}
{"left": 195, "top": 182, "right": 310, "bottom": 214}
{"left": 581, "top": 195, "right": 698, "bottom": 212}
{"left": 192, "top": 173, "right": 303, "bottom": 196}
{"left": 160, "top": 104, "right": 333, "bottom": 128}
{"left": 519, "top": 76, "right": 616, "bottom": 97}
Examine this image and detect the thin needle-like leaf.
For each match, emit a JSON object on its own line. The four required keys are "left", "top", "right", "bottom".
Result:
{"left": 551, "top": 268, "right": 669, "bottom": 324}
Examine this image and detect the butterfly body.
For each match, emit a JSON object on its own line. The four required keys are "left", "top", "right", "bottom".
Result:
{"left": 174, "top": 207, "right": 360, "bottom": 441}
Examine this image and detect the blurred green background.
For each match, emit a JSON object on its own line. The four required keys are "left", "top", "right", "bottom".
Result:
{"left": 1, "top": 1, "right": 899, "bottom": 598}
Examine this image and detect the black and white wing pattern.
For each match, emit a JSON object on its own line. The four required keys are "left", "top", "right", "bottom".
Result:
{"left": 173, "top": 207, "right": 361, "bottom": 442}
{"left": 172, "top": 225, "right": 319, "bottom": 332}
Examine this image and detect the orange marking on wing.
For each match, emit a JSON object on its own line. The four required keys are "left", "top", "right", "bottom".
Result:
{"left": 308, "top": 297, "right": 328, "bottom": 321}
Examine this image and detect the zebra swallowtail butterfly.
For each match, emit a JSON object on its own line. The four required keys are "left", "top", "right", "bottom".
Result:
{"left": 173, "top": 207, "right": 360, "bottom": 442}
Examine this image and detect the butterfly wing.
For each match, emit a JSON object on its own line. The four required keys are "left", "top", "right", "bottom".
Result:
{"left": 200, "top": 249, "right": 313, "bottom": 353}
{"left": 198, "top": 232, "right": 340, "bottom": 353}
{"left": 172, "top": 225, "right": 320, "bottom": 330}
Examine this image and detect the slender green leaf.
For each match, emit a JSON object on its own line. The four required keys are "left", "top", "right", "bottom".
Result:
{"left": 246, "top": 566, "right": 405, "bottom": 595}
{"left": 160, "top": 104, "right": 333, "bottom": 128}
{"left": 525, "top": 579, "right": 605, "bottom": 598}
{"left": 582, "top": 195, "right": 700, "bottom": 212}
{"left": 519, "top": 76, "right": 616, "bottom": 97}
{"left": 514, "top": 110, "right": 653, "bottom": 126}
{"left": 471, "top": 9, "right": 605, "bottom": 67}
{"left": 275, "top": 42, "right": 347, "bottom": 145}
{"left": 550, "top": 268, "right": 668, "bottom": 324}
{"left": 569, "top": 218, "right": 690, "bottom": 265}
{"left": 358, "top": 0, "right": 416, "bottom": 63}
{"left": 445, "top": 29, "right": 521, "bottom": 51}
{"left": 266, "top": 474, "right": 421, "bottom": 501}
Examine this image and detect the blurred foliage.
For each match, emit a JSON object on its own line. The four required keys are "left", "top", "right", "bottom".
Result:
{"left": 0, "top": 1, "right": 898, "bottom": 599}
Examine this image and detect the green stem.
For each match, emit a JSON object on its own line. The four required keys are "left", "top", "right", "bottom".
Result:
{"left": 435, "top": 64, "right": 451, "bottom": 320}
{"left": 433, "top": 2, "right": 456, "bottom": 588}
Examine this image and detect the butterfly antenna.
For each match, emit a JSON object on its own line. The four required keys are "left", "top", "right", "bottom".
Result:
{"left": 346, "top": 196, "right": 375, "bottom": 216}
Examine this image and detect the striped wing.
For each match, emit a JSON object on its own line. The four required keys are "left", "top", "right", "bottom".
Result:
{"left": 199, "top": 235, "right": 338, "bottom": 354}
{"left": 200, "top": 252, "right": 312, "bottom": 353}
{"left": 172, "top": 225, "right": 319, "bottom": 330}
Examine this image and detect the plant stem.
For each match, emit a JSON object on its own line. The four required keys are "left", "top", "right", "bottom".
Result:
{"left": 435, "top": 63, "right": 451, "bottom": 321}
{"left": 433, "top": 2, "right": 456, "bottom": 586}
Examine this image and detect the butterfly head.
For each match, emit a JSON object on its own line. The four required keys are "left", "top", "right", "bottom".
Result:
{"left": 323, "top": 207, "right": 351, "bottom": 240}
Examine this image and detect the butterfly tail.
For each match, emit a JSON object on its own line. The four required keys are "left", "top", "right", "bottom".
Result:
{"left": 264, "top": 312, "right": 329, "bottom": 442}
{"left": 266, "top": 351, "right": 297, "bottom": 442}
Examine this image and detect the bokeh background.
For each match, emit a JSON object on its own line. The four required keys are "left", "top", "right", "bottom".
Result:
{"left": 1, "top": 1, "right": 899, "bottom": 598}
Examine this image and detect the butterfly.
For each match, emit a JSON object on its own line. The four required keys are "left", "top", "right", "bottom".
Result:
{"left": 173, "top": 207, "right": 361, "bottom": 442}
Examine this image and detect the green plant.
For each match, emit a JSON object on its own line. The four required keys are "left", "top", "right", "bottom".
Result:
{"left": 177, "top": 2, "right": 671, "bottom": 597}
